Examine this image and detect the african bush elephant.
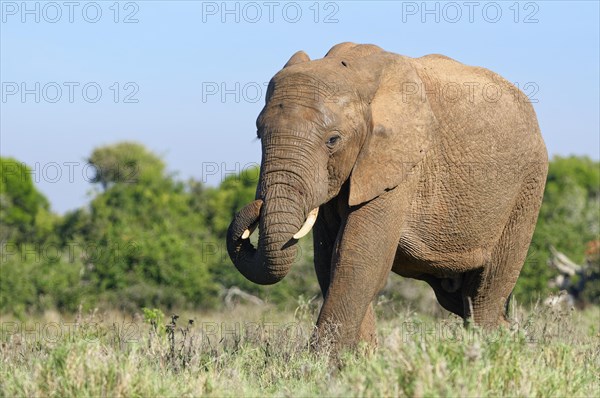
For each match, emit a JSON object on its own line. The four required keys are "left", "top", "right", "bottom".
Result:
{"left": 226, "top": 42, "right": 548, "bottom": 348}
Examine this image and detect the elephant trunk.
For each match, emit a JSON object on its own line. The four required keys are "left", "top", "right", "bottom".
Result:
{"left": 226, "top": 180, "right": 309, "bottom": 285}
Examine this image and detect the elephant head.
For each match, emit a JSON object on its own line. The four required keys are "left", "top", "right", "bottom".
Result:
{"left": 226, "top": 42, "right": 437, "bottom": 285}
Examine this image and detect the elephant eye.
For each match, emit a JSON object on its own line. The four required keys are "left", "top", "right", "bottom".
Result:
{"left": 326, "top": 134, "right": 341, "bottom": 148}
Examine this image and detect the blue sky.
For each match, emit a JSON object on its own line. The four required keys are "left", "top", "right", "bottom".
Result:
{"left": 1, "top": 1, "right": 599, "bottom": 213}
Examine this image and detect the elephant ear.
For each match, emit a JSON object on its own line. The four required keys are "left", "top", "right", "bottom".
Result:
{"left": 348, "top": 56, "right": 437, "bottom": 206}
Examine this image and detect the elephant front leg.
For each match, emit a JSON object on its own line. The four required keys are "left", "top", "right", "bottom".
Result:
{"left": 312, "top": 197, "right": 379, "bottom": 348}
{"left": 314, "top": 188, "right": 406, "bottom": 349}
{"left": 358, "top": 304, "right": 377, "bottom": 346}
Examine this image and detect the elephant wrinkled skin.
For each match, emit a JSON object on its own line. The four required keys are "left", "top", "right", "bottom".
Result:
{"left": 226, "top": 42, "right": 548, "bottom": 349}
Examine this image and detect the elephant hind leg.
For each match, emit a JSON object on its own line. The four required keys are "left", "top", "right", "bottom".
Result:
{"left": 462, "top": 171, "right": 546, "bottom": 328}
{"left": 423, "top": 275, "right": 465, "bottom": 318}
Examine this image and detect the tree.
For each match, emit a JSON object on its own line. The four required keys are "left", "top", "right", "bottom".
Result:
{"left": 0, "top": 157, "right": 54, "bottom": 244}
{"left": 87, "top": 142, "right": 166, "bottom": 190}
{"left": 77, "top": 142, "right": 220, "bottom": 310}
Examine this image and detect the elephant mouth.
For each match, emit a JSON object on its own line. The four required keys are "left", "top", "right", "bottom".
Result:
{"left": 232, "top": 201, "right": 320, "bottom": 243}
{"left": 226, "top": 198, "right": 320, "bottom": 285}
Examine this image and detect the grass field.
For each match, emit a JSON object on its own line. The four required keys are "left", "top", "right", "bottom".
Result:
{"left": 1, "top": 300, "right": 598, "bottom": 397}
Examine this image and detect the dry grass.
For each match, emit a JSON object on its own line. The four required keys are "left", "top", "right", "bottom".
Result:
{"left": 1, "top": 298, "right": 598, "bottom": 397}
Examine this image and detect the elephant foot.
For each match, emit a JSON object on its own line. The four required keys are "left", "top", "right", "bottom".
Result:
{"left": 309, "top": 321, "right": 342, "bottom": 354}
{"left": 358, "top": 305, "right": 378, "bottom": 349}
{"left": 309, "top": 313, "right": 377, "bottom": 355}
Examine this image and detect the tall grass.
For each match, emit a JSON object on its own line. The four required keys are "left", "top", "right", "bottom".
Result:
{"left": 1, "top": 300, "right": 598, "bottom": 397}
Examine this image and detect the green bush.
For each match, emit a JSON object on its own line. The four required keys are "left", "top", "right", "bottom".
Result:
{"left": 0, "top": 245, "right": 84, "bottom": 316}
{"left": 1, "top": 145, "right": 597, "bottom": 315}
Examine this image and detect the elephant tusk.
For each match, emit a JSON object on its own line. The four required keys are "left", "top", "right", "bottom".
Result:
{"left": 293, "top": 208, "right": 319, "bottom": 240}
{"left": 241, "top": 221, "right": 258, "bottom": 240}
